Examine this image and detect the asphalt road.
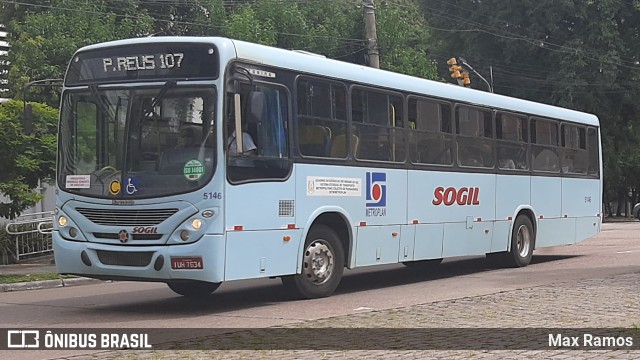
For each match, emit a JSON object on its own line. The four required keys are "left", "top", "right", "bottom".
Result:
{"left": 1, "top": 221, "right": 639, "bottom": 359}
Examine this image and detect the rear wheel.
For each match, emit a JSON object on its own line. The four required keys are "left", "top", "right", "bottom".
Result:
{"left": 486, "top": 215, "right": 535, "bottom": 268}
{"left": 505, "top": 215, "right": 535, "bottom": 267}
{"left": 282, "top": 225, "right": 345, "bottom": 299}
{"left": 167, "top": 280, "right": 220, "bottom": 297}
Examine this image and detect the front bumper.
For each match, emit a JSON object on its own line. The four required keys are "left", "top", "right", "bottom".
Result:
{"left": 53, "top": 232, "right": 225, "bottom": 283}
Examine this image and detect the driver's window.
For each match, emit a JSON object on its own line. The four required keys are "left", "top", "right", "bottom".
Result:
{"left": 227, "top": 82, "right": 291, "bottom": 183}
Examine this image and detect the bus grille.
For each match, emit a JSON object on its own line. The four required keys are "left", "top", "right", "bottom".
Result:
{"left": 93, "top": 233, "right": 163, "bottom": 241}
{"left": 96, "top": 250, "right": 153, "bottom": 267}
{"left": 76, "top": 208, "right": 178, "bottom": 226}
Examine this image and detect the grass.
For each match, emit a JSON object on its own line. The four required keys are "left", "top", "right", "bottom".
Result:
{"left": 0, "top": 273, "right": 76, "bottom": 284}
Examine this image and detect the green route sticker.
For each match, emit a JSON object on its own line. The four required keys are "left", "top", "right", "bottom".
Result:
{"left": 183, "top": 159, "right": 205, "bottom": 181}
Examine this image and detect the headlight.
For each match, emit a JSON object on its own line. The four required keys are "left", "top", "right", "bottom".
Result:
{"left": 58, "top": 216, "right": 68, "bottom": 227}
{"left": 191, "top": 218, "right": 202, "bottom": 230}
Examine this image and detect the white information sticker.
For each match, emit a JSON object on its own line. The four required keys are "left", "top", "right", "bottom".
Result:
{"left": 66, "top": 175, "right": 91, "bottom": 189}
{"left": 306, "top": 176, "right": 361, "bottom": 197}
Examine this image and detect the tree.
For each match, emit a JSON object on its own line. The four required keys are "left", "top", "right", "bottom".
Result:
{"left": 375, "top": 1, "right": 438, "bottom": 80}
{"left": 4, "top": 0, "right": 154, "bottom": 105}
{"left": 0, "top": 0, "right": 444, "bottom": 222}
{"left": 0, "top": 100, "right": 57, "bottom": 219}
{"left": 420, "top": 0, "right": 640, "bottom": 214}
{"left": 220, "top": 0, "right": 439, "bottom": 79}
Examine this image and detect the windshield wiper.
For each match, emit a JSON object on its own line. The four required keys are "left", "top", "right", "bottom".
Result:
{"left": 142, "top": 80, "right": 176, "bottom": 118}
{"left": 89, "top": 83, "right": 113, "bottom": 121}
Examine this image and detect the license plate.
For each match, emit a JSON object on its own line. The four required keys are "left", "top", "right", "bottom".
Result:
{"left": 171, "top": 257, "right": 203, "bottom": 270}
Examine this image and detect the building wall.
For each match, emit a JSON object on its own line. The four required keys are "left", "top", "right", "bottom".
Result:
{"left": 0, "top": 24, "right": 9, "bottom": 99}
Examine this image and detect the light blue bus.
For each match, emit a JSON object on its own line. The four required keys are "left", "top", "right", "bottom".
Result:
{"left": 53, "top": 37, "right": 602, "bottom": 298}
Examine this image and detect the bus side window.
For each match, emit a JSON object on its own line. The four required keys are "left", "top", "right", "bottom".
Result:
{"left": 456, "top": 106, "right": 493, "bottom": 168}
{"left": 496, "top": 112, "right": 528, "bottom": 171}
{"left": 561, "top": 124, "right": 587, "bottom": 174}
{"left": 227, "top": 83, "right": 291, "bottom": 183}
{"left": 297, "top": 80, "right": 347, "bottom": 158}
{"left": 352, "top": 88, "right": 404, "bottom": 163}
{"left": 587, "top": 127, "right": 599, "bottom": 176}
{"left": 409, "top": 97, "right": 453, "bottom": 166}
{"left": 531, "top": 118, "right": 560, "bottom": 173}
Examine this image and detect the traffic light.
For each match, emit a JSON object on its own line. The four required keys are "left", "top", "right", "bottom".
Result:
{"left": 447, "top": 57, "right": 463, "bottom": 79}
{"left": 462, "top": 71, "right": 471, "bottom": 86}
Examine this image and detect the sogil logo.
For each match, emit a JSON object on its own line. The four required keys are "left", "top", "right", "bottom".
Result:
{"left": 365, "top": 172, "right": 386, "bottom": 217}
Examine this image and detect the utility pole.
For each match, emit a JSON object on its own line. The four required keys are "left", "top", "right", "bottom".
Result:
{"left": 363, "top": 0, "right": 380, "bottom": 69}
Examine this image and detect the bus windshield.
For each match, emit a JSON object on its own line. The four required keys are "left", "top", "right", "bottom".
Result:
{"left": 58, "top": 85, "right": 217, "bottom": 199}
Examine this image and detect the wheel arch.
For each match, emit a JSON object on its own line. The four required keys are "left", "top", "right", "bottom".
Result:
{"left": 509, "top": 206, "right": 537, "bottom": 251}
{"left": 297, "top": 207, "right": 354, "bottom": 272}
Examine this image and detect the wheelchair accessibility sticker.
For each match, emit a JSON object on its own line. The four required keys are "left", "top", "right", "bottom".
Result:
{"left": 125, "top": 177, "right": 139, "bottom": 195}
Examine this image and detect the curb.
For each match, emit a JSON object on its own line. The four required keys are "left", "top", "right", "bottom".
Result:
{"left": 0, "top": 277, "right": 105, "bottom": 292}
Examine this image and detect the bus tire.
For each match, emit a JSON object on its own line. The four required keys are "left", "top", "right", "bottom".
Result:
{"left": 282, "top": 225, "right": 345, "bottom": 299}
{"left": 167, "top": 281, "right": 221, "bottom": 297}
{"left": 505, "top": 215, "right": 535, "bottom": 267}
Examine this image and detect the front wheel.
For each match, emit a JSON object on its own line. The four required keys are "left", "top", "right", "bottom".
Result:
{"left": 167, "top": 280, "right": 221, "bottom": 297}
{"left": 282, "top": 225, "right": 345, "bottom": 299}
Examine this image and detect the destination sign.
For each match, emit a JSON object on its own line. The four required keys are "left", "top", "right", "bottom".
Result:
{"left": 102, "top": 53, "right": 184, "bottom": 73}
{"left": 65, "top": 43, "right": 219, "bottom": 85}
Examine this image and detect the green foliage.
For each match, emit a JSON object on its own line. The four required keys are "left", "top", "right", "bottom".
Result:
{"left": 0, "top": 100, "right": 58, "bottom": 219}
{"left": 0, "top": 225, "right": 16, "bottom": 264}
{"left": 5, "top": 0, "right": 154, "bottom": 104}
{"left": 224, "top": 6, "right": 277, "bottom": 45}
{"left": 0, "top": 1, "right": 445, "bottom": 224}
{"left": 0, "top": 273, "right": 76, "bottom": 284}
{"left": 421, "top": 0, "right": 640, "bottom": 210}
{"left": 376, "top": 2, "right": 438, "bottom": 79}
{"left": 1, "top": 0, "right": 441, "bottom": 98}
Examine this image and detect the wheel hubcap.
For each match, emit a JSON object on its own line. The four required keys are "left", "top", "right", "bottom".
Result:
{"left": 302, "top": 240, "right": 334, "bottom": 285}
{"left": 516, "top": 224, "right": 531, "bottom": 258}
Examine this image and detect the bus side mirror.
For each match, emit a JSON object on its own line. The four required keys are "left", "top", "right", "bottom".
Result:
{"left": 248, "top": 91, "right": 264, "bottom": 121}
{"left": 227, "top": 65, "right": 254, "bottom": 93}
{"left": 23, "top": 103, "right": 33, "bottom": 134}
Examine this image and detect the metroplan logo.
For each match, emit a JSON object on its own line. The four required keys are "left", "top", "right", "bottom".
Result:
{"left": 365, "top": 172, "right": 386, "bottom": 217}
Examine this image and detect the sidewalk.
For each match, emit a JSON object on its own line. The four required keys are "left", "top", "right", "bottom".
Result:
{"left": 0, "top": 254, "right": 57, "bottom": 275}
{"left": 0, "top": 254, "right": 102, "bottom": 291}
{"left": 57, "top": 271, "right": 640, "bottom": 359}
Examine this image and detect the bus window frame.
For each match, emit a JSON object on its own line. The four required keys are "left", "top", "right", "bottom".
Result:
{"left": 495, "top": 110, "right": 530, "bottom": 173}
{"left": 406, "top": 94, "right": 455, "bottom": 168}
{"left": 530, "top": 116, "right": 561, "bottom": 175}
{"left": 587, "top": 126, "right": 600, "bottom": 177}
{"left": 225, "top": 75, "right": 294, "bottom": 185}
{"left": 349, "top": 84, "right": 406, "bottom": 164}
{"left": 454, "top": 103, "right": 495, "bottom": 169}
{"left": 560, "top": 122, "right": 588, "bottom": 175}
{"left": 295, "top": 76, "right": 349, "bottom": 160}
